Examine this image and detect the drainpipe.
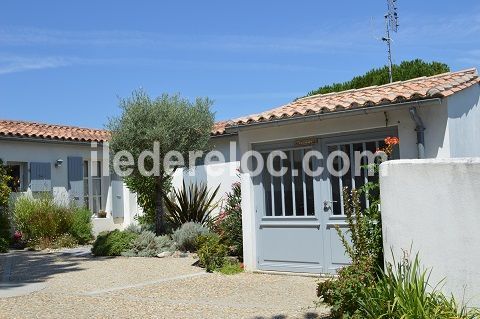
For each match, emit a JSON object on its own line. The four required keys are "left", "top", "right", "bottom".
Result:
{"left": 409, "top": 106, "right": 425, "bottom": 159}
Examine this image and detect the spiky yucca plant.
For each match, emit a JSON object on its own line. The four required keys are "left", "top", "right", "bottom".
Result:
{"left": 163, "top": 181, "right": 220, "bottom": 229}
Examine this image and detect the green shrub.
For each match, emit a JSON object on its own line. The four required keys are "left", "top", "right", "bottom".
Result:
{"left": 0, "top": 237, "right": 8, "bottom": 253}
{"left": 0, "top": 160, "right": 12, "bottom": 210}
{"left": 124, "top": 223, "right": 143, "bottom": 234}
{"left": 0, "top": 162, "right": 11, "bottom": 249}
{"left": 213, "top": 181, "right": 242, "bottom": 257}
{"left": 70, "top": 207, "right": 93, "bottom": 244}
{"left": 0, "top": 161, "right": 12, "bottom": 252}
{"left": 197, "top": 233, "right": 227, "bottom": 272}
{"left": 13, "top": 195, "right": 72, "bottom": 244}
{"left": 52, "top": 234, "right": 78, "bottom": 249}
{"left": 172, "top": 222, "right": 209, "bottom": 252}
{"left": 357, "top": 254, "right": 480, "bottom": 319}
{"left": 91, "top": 230, "right": 138, "bottom": 256}
{"left": 0, "top": 211, "right": 10, "bottom": 251}
{"left": 122, "top": 231, "right": 173, "bottom": 257}
{"left": 317, "top": 185, "right": 384, "bottom": 318}
{"left": 218, "top": 260, "right": 243, "bottom": 275}
{"left": 12, "top": 194, "right": 93, "bottom": 248}
{"left": 163, "top": 181, "right": 220, "bottom": 229}
{"left": 155, "top": 234, "right": 174, "bottom": 253}
{"left": 317, "top": 261, "right": 375, "bottom": 318}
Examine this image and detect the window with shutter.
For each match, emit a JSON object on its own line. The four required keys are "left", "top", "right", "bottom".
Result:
{"left": 30, "top": 162, "right": 51, "bottom": 192}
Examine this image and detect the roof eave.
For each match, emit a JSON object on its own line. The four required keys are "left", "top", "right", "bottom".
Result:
{"left": 225, "top": 98, "right": 443, "bottom": 133}
{"left": 0, "top": 134, "right": 106, "bottom": 145}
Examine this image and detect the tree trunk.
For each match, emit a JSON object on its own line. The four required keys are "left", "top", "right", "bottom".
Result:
{"left": 154, "top": 174, "right": 166, "bottom": 235}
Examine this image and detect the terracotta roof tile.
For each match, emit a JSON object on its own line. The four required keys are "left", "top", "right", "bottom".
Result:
{"left": 0, "top": 119, "right": 111, "bottom": 142}
{"left": 211, "top": 121, "right": 229, "bottom": 136}
{"left": 0, "top": 118, "right": 232, "bottom": 142}
{"left": 227, "top": 68, "right": 479, "bottom": 129}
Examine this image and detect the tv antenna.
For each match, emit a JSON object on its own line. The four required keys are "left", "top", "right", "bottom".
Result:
{"left": 382, "top": 0, "right": 399, "bottom": 83}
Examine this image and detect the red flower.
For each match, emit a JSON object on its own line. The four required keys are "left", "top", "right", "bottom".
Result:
{"left": 384, "top": 136, "right": 399, "bottom": 146}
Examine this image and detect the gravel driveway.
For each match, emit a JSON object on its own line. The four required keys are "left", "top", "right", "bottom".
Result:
{"left": 0, "top": 248, "right": 329, "bottom": 319}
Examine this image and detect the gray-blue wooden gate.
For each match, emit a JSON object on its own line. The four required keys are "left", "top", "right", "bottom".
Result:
{"left": 254, "top": 128, "right": 398, "bottom": 274}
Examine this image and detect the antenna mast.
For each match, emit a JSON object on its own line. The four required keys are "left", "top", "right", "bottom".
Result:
{"left": 382, "top": 0, "right": 399, "bottom": 83}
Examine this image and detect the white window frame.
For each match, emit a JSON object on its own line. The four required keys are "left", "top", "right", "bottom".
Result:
{"left": 6, "top": 161, "right": 28, "bottom": 192}
{"left": 83, "top": 160, "right": 103, "bottom": 214}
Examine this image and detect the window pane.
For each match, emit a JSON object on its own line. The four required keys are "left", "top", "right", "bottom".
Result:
{"left": 305, "top": 156, "right": 315, "bottom": 216}
{"left": 293, "top": 150, "right": 305, "bottom": 216}
{"left": 91, "top": 161, "right": 101, "bottom": 177}
{"left": 272, "top": 155, "right": 282, "bottom": 216}
{"left": 95, "top": 161, "right": 101, "bottom": 177}
{"left": 366, "top": 141, "right": 379, "bottom": 199}
{"left": 283, "top": 154, "right": 293, "bottom": 216}
{"left": 340, "top": 144, "right": 352, "bottom": 192}
{"left": 353, "top": 143, "right": 367, "bottom": 209}
{"left": 262, "top": 153, "right": 272, "bottom": 216}
{"left": 97, "top": 197, "right": 102, "bottom": 213}
{"left": 92, "top": 179, "right": 101, "bottom": 196}
{"left": 93, "top": 198, "right": 98, "bottom": 214}
{"left": 83, "top": 161, "right": 89, "bottom": 178}
{"left": 7, "top": 165, "right": 21, "bottom": 192}
{"left": 83, "top": 177, "right": 89, "bottom": 210}
{"left": 328, "top": 145, "right": 342, "bottom": 215}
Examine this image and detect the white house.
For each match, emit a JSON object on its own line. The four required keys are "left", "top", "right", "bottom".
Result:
{"left": 1, "top": 68, "right": 479, "bottom": 274}
{"left": 0, "top": 121, "right": 141, "bottom": 234}
{"left": 217, "top": 68, "right": 479, "bottom": 274}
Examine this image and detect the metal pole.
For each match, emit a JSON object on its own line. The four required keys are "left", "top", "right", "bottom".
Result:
{"left": 383, "top": 14, "right": 393, "bottom": 83}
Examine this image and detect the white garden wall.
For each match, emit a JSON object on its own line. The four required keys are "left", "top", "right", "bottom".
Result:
{"left": 171, "top": 135, "right": 240, "bottom": 216}
{"left": 380, "top": 158, "right": 480, "bottom": 307}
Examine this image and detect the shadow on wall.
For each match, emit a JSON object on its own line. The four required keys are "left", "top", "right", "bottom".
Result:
{"left": 0, "top": 248, "right": 105, "bottom": 290}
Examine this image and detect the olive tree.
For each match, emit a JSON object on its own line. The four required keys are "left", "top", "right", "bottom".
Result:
{"left": 107, "top": 91, "right": 214, "bottom": 235}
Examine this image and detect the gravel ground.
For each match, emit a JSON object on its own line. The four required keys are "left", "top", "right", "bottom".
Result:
{"left": 0, "top": 248, "right": 330, "bottom": 319}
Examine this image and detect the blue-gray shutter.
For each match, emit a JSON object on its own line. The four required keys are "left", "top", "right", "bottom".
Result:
{"left": 30, "top": 162, "right": 51, "bottom": 181}
{"left": 67, "top": 157, "right": 83, "bottom": 190}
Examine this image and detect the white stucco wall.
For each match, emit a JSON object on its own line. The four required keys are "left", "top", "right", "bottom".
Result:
{"left": 171, "top": 135, "right": 240, "bottom": 215}
{"left": 446, "top": 84, "right": 480, "bottom": 157}
{"left": 0, "top": 138, "right": 140, "bottom": 232}
{"left": 380, "top": 158, "right": 480, "bottom": 306}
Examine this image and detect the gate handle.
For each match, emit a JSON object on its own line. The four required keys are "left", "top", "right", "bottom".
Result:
{"left": 323, "top": 200, "right": 337, "bottom": 211}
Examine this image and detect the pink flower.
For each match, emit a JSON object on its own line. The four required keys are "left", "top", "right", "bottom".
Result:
{"left": 13, "top": 230, "right": 22, "bottom": 241}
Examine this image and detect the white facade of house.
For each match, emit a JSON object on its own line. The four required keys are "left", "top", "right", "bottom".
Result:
{"left": 236, "top": 84, "right": 480, "bottom": 273}
{"left": 0, "top": 138, "right": 141, "bottom": 234}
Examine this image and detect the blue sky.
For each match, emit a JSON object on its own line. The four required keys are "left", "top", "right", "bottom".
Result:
{"left": 0, "top": 1, "right": 479, "bottom": 129}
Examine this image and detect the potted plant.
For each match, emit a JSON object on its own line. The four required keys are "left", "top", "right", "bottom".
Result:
{"left": 97, "top": 211, "right": 107, "bottom": 218}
